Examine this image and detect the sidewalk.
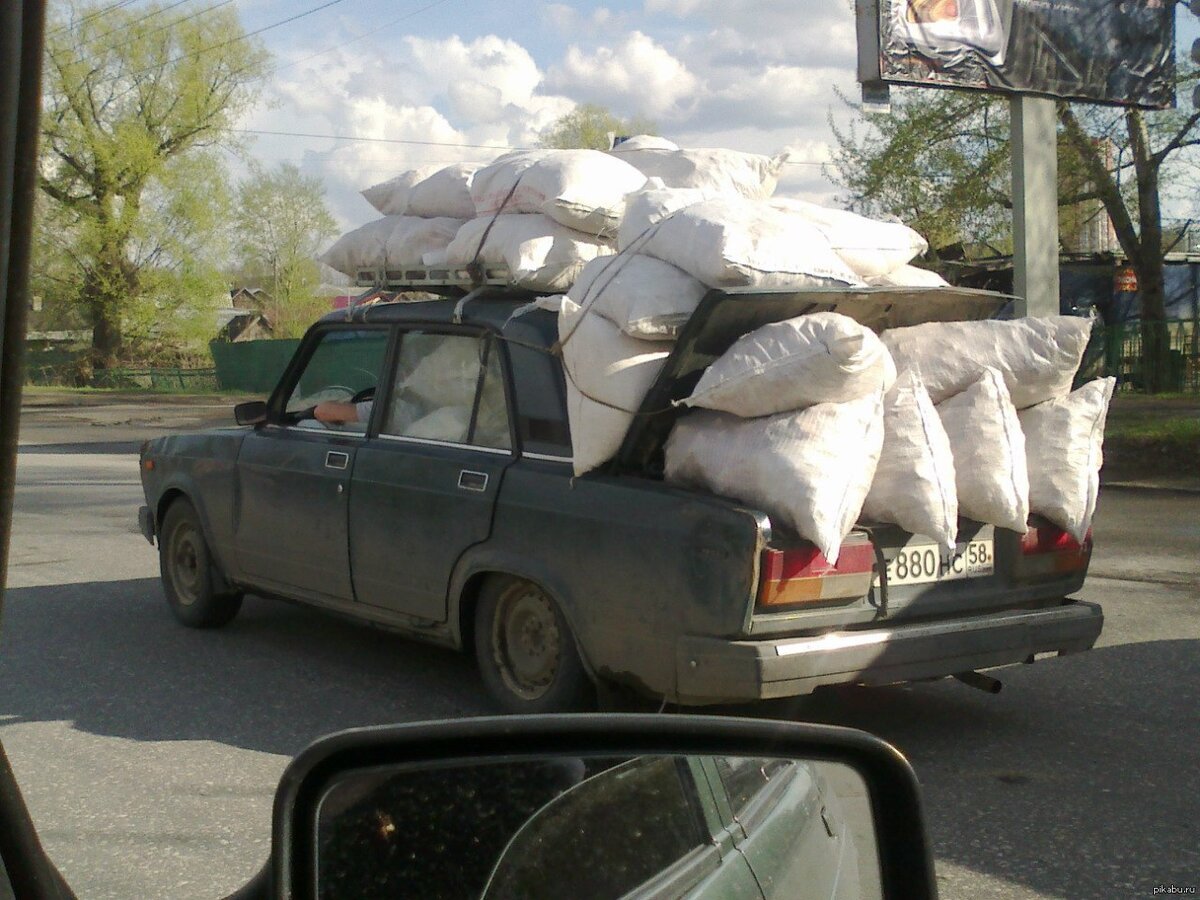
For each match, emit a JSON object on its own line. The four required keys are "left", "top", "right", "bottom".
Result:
{"left": 18, "top": 387, "right": 1200, "bottom": 493}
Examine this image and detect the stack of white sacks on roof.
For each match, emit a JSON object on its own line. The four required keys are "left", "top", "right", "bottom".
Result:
{"left": 664, "top": 313, "right": 1111, "bottom": 563}
{"left": 320, "top": 134, "right": 945, "bottom": 292}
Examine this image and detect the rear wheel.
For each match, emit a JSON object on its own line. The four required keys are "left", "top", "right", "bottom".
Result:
{"left": 474, "top": 577, "right": 595, "bottom": 713}
{"left": 159, "top": 499, "right": 243, "bottom": 628}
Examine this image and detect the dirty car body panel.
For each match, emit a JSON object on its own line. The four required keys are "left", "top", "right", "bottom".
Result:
{"left": 139, "top": 286, "right": 1104, "bottom": 706}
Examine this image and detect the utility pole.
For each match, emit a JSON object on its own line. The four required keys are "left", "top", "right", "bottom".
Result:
{"left": 1010, "top": 96, "right": 1059, "bottom": 318}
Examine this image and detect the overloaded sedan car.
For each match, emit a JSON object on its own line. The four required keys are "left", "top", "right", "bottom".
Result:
{"left": 138, "top": 283, "right": 1103, "bottom": 713}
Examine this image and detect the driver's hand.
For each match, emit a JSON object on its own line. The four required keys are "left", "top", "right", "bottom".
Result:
{"left": 313, "top": 401, "right": 361, "bottom": 425}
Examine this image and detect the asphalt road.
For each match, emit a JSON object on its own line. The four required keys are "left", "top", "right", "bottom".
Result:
{"left": 1, "top": 400, "right": 1197, "bottom": 899}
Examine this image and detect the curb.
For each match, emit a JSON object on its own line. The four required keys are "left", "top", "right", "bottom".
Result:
{"left": 1100, "top": 481, "right": 1200, "bottom": 496}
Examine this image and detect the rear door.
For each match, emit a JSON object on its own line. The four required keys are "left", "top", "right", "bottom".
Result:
{"left": 349, "top": 328, "right": 515, "bottom": 621}
{"left": 235, "top": 326, "right": 390, "bottom": 601}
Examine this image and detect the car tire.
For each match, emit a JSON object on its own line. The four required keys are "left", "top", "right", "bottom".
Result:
{"left": 474, "top": 577, "right": 595, "bottom": 714}
{"left": 159, "top": 499, "right": 243, "bottom": 628}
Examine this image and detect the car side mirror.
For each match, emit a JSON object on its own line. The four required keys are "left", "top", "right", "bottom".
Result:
{"left": 234, "top": 400, "right": 269, "bottom": 426}
{"left": 263, "top": 714, "right": 937, "bottom": 900}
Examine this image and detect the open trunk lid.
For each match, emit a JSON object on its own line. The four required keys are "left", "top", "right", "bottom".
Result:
{"left": 614, "top": 285, "right": 1011, "bottom": 476}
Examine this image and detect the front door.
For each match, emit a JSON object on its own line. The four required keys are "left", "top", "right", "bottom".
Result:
{"left": 235, "top": 326, "right": 391, "bottom": 602}
{"left": 349, "top": 330, "right": 514, "bottom": 621}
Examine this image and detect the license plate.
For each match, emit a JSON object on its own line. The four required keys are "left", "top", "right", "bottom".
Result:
{"left": 874, "top": 539, "right": 994, "bottom": 587}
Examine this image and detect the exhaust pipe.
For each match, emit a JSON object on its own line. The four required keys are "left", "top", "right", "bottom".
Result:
{"left": 953, "top": 670, "right": 1003, "bottom": 694}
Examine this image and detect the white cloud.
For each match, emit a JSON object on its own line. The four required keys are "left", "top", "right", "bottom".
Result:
{"left": 546, "top": 31, "right": 699, "bottom": 119}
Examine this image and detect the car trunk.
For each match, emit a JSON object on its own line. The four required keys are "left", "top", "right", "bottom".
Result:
{"left": 613, "top": 286, "right": 1090, "bottom": 635}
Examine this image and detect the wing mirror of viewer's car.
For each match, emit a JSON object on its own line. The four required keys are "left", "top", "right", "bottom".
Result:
{"left": 245, "top": 715, "right": 937, "bottom": 900}
{"left": 234, "top": 400, "right": 269, "bottom": 426}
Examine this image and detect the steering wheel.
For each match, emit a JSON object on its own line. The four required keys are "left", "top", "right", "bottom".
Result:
{"left": 351, "top": 386, "right": 376, "bottom": 404}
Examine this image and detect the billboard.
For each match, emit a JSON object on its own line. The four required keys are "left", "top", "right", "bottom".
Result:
{"left": 858, "top": 0, "right": 1177, "bottom": 109}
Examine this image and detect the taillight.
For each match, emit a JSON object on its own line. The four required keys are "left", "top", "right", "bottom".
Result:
{"left": 1017, "top": 524, "right": 1091, "bottom": 576}
{"left": 756, "top": 541, "right": 875, "bottom": 609}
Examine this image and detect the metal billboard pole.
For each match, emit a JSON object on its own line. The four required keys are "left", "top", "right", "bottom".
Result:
{"left": 1010, "top": 96, "right": 1060, "bottom": 318}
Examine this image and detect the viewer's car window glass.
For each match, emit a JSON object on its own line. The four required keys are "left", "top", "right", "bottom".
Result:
{"left": 383, "top": 332, "right": 511, "bottom": 451}
{"left": 713, "top": 756, "right": 790, "bottom": 817}
{"left": 285, "top": 328, "right": 389, "bottom": 433}
{"left": 482, "top": 756, "right": 707, "bottom": 900}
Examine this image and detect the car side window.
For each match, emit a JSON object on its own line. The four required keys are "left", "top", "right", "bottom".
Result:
{"left": 284, "top": 328, "right": 390, "bottom": 433}
{"left": 713, "top": 756, "right": 791, "bottom": 818}
{"left": 383, "top": 331, "right": 511, "bottom": 451}
{"left": 481, "top": 756, "right": 708, "bottom": 900}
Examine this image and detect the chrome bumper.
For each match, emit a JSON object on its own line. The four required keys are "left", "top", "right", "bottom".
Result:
{"left": 674, "top": 601, "right": 1103, "bottom": 705}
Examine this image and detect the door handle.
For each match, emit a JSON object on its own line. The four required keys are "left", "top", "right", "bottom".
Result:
{"left": 325, "top": 451, "right": 349, "bottom": 470}
{"left": 457, "top": 470, "right": 488, "bottom": 492}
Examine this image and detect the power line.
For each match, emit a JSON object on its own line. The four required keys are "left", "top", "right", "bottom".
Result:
{"left": 233, "top": 128, "right": 519, "bottom": 152}
{"left": 112, "top": 0, "right": 348, "bottom": 85}
{"left": 232, "top": 129, "right": 832, "bottom": 167}
{"left": 47, "top": 0, "right": 141, "bottom": 37}
{"left": 265, "top": 0, "right": 458, "bottom": 80}
{"left": 82, "top": 0, "right": 232, "bottom": 52}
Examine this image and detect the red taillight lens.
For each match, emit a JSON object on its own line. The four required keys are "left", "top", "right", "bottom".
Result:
{"left": 1018, "top": 524, "right": 1091, "bottom": 576}
{"left": 1020, "top": 525, "right": 1091, "bottom": 555}
{"left": 757, "top": 541, "right": 875, "bottom": 609}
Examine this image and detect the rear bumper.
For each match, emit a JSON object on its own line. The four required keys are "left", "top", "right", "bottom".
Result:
{"left": 673, "top": 600, "right": 1103, "bottom": 705}
{"left": 138, "top": 506, "right": 155, "bottom": 545}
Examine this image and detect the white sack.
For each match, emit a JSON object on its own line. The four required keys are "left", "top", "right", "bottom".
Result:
{"left": 936, "top": 368, "right": 1029, "bottom": 534}
{"left": 360, "top": 166, "right": 440, "bottom": 215}
{"left": 608, "top": 146, "right": 791, "bottom": 200}
{"left": 881, "top": 316, "right": 1093, "bottom": 409}
{"left": 471, "top": 149, "right": 647, "bottom": 235}
{"left": 441, "top": 214, "right": 614, "bottom": 292}
{"left": 684, "top": 312, "right": 896, "bottom": 416}
{"left": 1019, "top": 377, "right": 1115, "bottom": 541}
{"left": 319, "top": 216, "right": 464, "bottom": 276}
{"left": 559, "top": 298, "right": 671, "bottom": 475}
{"left": 664, "top": 395, "right": 885, "bottom": 564}
{"left": 405, "top": 162, "right": 480, "bottom": 219}
{"left": 613, "top": 134, "right": 679, "bottom": 151}
{"left": 567, "top": 254, "right": 707, "bottom": 341}
{"left": 405, "top": 406, "right": 471, "bottom": 442}
{"left": 639, "top": 197, "right": 862, "bottom": 291}
{"left": 862, "top": 369, "right": 958, "bottom": 550}
{"left": 618, "top": 186, "right": 718, "bottom": 251}
{"left": 402, "top": 337, "right": 482, "bottom": 408}
{"left": 564, "top": 378, "right": 637, "bottom": 477}
{"left": 866, "top": 265, "right": 949, "bottom": 288}
{"left": 771, "top": 199, "right": 928, "bottom": 279}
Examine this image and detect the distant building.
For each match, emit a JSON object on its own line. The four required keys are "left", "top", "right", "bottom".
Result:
{"left": 215, "top": 287, "right": 274, "bottom": 342}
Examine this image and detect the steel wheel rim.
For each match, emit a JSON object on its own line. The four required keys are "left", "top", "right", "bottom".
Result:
{"left": 169, "top": 522, "right": 202, "bottom": 606}
{"left": 492, "top": 584, "right": 561, "bottom": 701}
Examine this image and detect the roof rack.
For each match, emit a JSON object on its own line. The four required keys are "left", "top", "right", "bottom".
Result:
{"left": 353, "top": 264, "right": 514, "bottom": 290}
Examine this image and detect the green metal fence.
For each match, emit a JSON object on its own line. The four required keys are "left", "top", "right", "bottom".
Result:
{"left": 25, "top": 355, "right": 219, "bottom": 392}
{"left": 1083, "top": 319, "right": 1200, "bottom": 393}
{"left": 208, "top": 339, "right": 301, "bottom": 394}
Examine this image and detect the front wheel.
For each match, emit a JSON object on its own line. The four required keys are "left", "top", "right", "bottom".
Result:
{"left": 159, "top": 499, "right": 243, "bottom": 628}
{"left": 474, "top": 577, "right": 595, "bottom": 713}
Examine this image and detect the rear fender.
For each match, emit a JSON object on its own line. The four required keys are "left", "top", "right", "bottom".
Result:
{"left": 446, "top": 548, "right": 594, "bottom": 675}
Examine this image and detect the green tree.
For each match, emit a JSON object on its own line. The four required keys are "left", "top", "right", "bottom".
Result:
{"left": 539, "top": 104, "right": 658, "bottom": 150}
{"left": 233, "top": 163, "right": 338, "bottom": 338}
{"left": 831, "top": 68, "right": 1199, "bottom": 392}
{"left": 39, "top": 1, "right": 269, "bottom": 369}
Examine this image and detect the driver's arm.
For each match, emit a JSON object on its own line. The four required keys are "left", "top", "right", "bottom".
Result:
{"left": 313, "top": 401, "right": 363, "bottom": 425}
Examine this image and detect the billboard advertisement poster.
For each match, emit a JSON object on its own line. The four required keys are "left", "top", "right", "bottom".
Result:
{"left": 873, "top": 0, "right": 1176, "bottom": 108}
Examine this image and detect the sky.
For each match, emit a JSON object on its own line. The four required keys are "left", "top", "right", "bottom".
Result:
{"left": 222, "top": 0, "right": 879, "bottom": 231}
{"left": 59, "top": 0, "right": 1200, "bottom": 236}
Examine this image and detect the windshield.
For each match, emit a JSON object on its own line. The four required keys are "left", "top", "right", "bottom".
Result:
{"left": 3, "top": 2, "right": 1199, "bottom": 899}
